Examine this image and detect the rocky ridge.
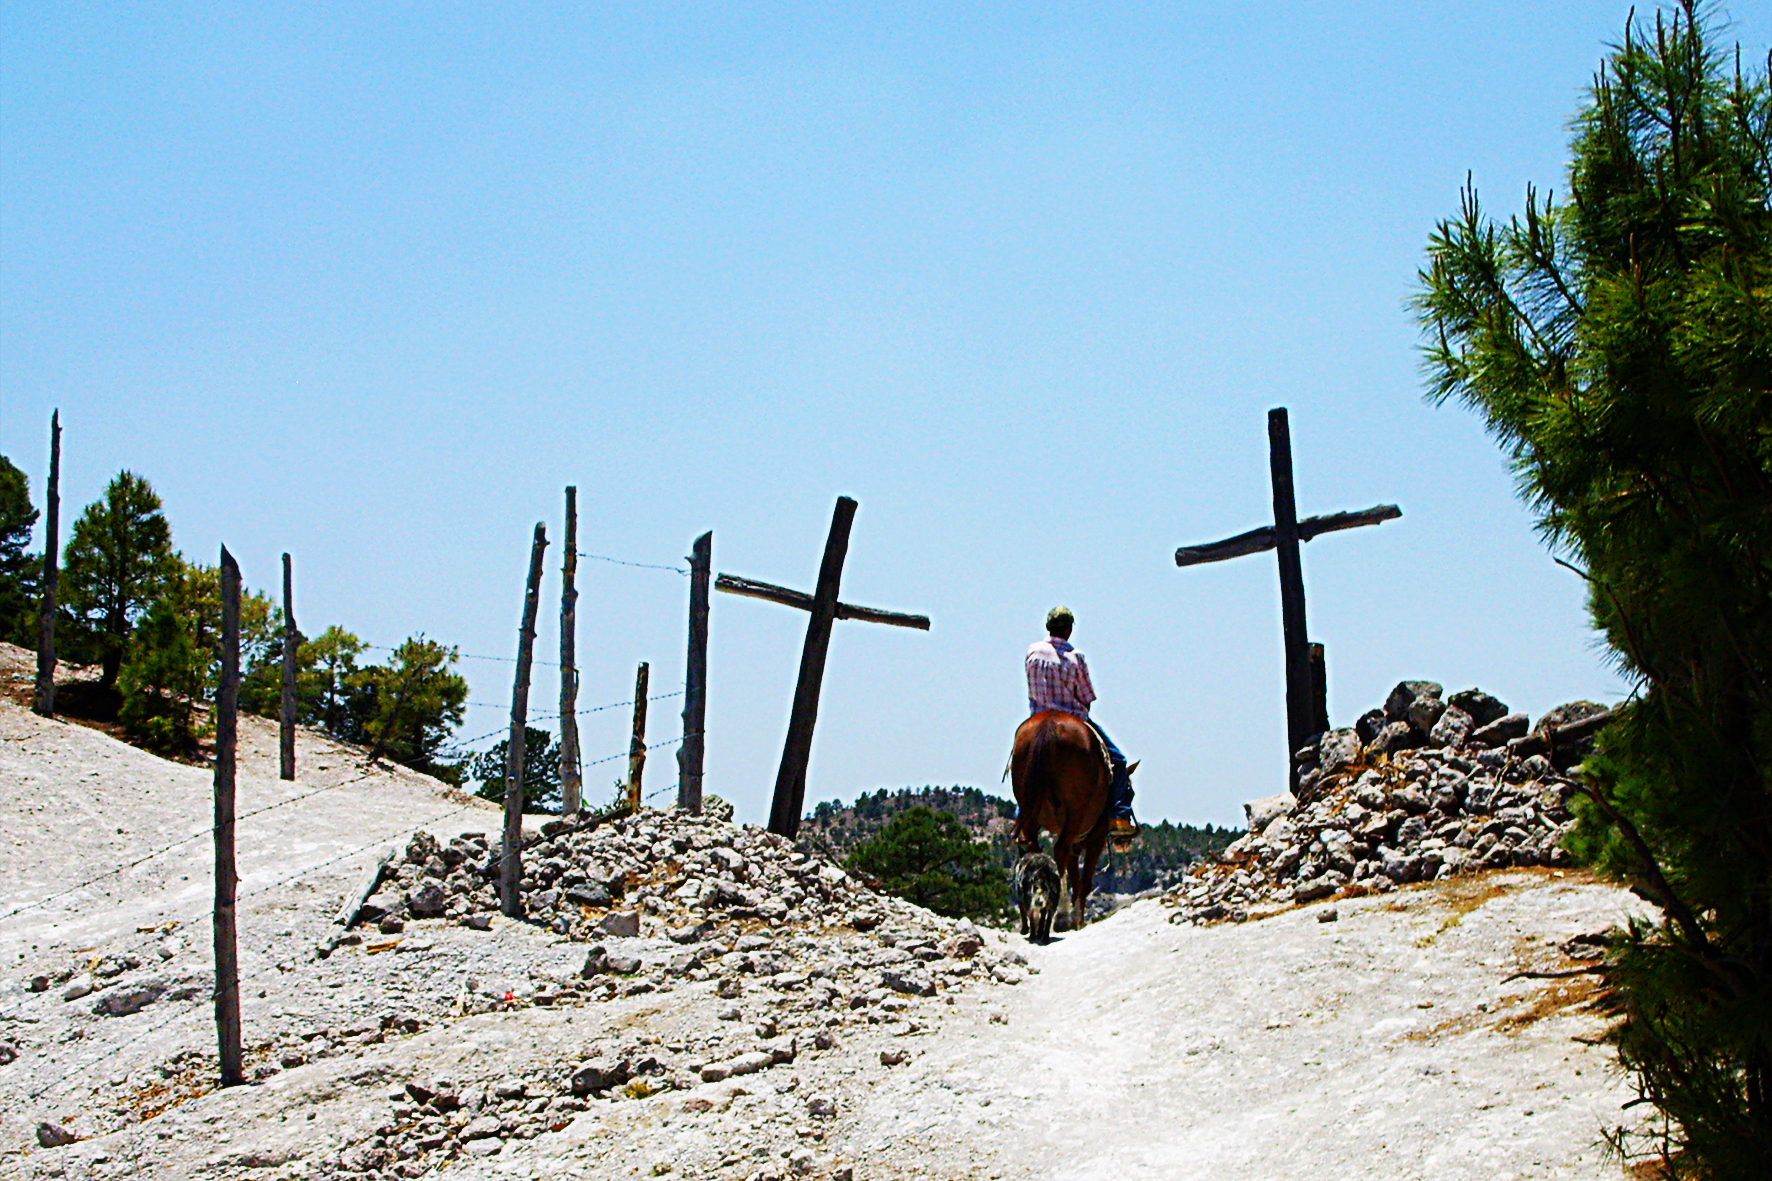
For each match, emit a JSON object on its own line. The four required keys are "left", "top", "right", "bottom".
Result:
{"left": 1166, "top": 680, "right": 1611, "bottom": 924}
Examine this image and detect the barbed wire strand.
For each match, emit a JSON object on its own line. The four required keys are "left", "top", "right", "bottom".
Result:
{"left": 459, "top": 689, "right": 683, "bottom": 715}
{"left": 0, "top": 769, "right": 384, "bottom": 925}
{"left": 25, "top": 731, "right": 697, "bottom": 1100}
{"left": 577, "top": 551, "right": 689, "bottom": 575}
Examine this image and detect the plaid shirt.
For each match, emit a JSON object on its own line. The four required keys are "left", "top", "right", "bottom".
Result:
{"left": 1026, "top": 637, "right": 1096, "bottom": 717}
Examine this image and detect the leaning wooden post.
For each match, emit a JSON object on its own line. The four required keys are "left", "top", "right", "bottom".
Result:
{"left": 768, "top": 496, "right": 857, "bottom": 838}
{"left": 32, "top": 411, "right": 60, "bottom": 718}
{"left": 1267, "top": 409, "right": 1313, "bottom": 776}
{"left": 558, "top": 487, "right": 582, "bottom": 813}
{"left": 212, "top": 546, "right": 244, "bottom": 1087}
{"left": 627, "top": 662, "right": 649, "bottom": 812}
{"left": 500, "top": 523, "right": 549, "bottom": 918}
{"left": 279, "top": 553, "right": 298, "bottom": 781}
{"left": 1307, "top": 642, "right": 1329, "bottom": 738}
{"left": 676, "top": 531, "right": 711, "bottom": 814}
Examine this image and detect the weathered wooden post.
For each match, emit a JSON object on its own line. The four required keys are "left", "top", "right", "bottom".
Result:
{"left": 627, "top": 662, "right": 649, "bottom": 812}
{"left": 558, "top": 487, "right": 582, "bottom": 814}
{"left": 771, "top": 498, "right": 854, "bottom": 836}
{"left": 279, "top": 553, "right": 298, "bottom": 781}
{"left": 32, "top": 410, "right": 60, "bottom": 718}
{"left": 213, "top": 546, "right": 244, "bottom": 1087}
{"left": 1173, "top": 407, "right": 1401, "bottom": 787}
{"left": 714, "top": 496, "right": 929, "bottom": 839}
{"left": 1308, "top": 642, "right": 1329, "bottom": 737}
{"left": 500, "top": 523, "right": 548, "bottom": 918}
{"left": 1267, "top": 409, "right": 1314, "bottom": 763}
{"left": 676, "top": 531, "right": 711, "bottom": 814}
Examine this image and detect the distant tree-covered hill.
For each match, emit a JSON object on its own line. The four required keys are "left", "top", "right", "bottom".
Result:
{"left": 802, "top": 786, "right": 1241, "bottom": 893}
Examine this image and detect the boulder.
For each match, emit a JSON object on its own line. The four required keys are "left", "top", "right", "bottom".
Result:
{"left": 407, "top": 882, "right": 447, "bottom": 918}
{"left": 36, "top": 1122, "right": 78, "bottom": 1148}
{"left": 1365, "top": 720, "right": 1420, "bottom": 757}
{"left": 880, "top": 967, "right": 937, "bottom": 997}
{"left": 1535, "top": 700, "right": 1610, "bottom": 734}
{"left": 1354, "top": 708, "right": 1387, "bottom": 745}
{"left": 1383, "top": 681, "right": 1443, "bottom": 722}
{"left": 1316, "top": 729, "right": 1363, "bottom": 775}
{"left": 571, "top": 1057, "right": 631, "bottom": 1096}
{"left": 564, "top": 884, "right": 611, "bottom": 908}
{"left": 93, "top": 979, "right": 168, "bottom": 1017}
{"left": 359, "top": 892, "right": 401, "bottom": 922}
{"left": 1447, "top": 689, "right": 1509, "bottom": 728}
{"left": 1243, "top": 792, "right": 1297, "bottom": 834}
{"left": 459, "top": 1115, "right": 503, "bottom": 1142}
{"left": 1406, "top": 694, "right": 1448, "bottom": 734}
{"left": 1428, "top": 706, "right": 1474, "bottom": 749}
{"left": 600, "top": 911, "right": 641, "bottom": 938}
{"left": 1470, "top": 712, "right": 1530, "bottom": 747}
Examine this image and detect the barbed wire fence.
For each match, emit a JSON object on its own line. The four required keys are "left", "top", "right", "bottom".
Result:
{"left": 11, "top": 533, "right": 707, "bottom": 1098}
{"left": 13, "top": 724, "right": 698, "bottom": 1092}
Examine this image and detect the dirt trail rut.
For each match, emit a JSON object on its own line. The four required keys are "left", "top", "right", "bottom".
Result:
{"left": 843, "top": 877, "right": 1646, "bottom": 1181}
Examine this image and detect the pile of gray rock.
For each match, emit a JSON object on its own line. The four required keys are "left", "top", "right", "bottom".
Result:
{"left": 317, "top": 808, "right": 1028, "bottom": 1174}
{"left": 345, "top": 797, "right": 928, "bottom": 946}
{"left": 1167, "top": 681, "right": 1611, "bottom": 924}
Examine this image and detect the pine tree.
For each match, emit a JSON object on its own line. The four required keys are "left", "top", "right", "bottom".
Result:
{"left": 0, "top": 456, "right": 38, "bottom": 645}
{"left": 1416, "top": 5, "right": 1770, "bottom": 1171}
{"left": 117, "top": 600, "right": 208, "bottom": 755}
{"left": 468, "top": 727, "right": 562, "bottom": 812}
{"left": 843, "top": 807, "right": 1010, "bottom": 922}
{"left": 359, "top": 636, "right": 467, "bottom": 776}
{"left": 62, "top": 472, "right": 174, "bottom": 687}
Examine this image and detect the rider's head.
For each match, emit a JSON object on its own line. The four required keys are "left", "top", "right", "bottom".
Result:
{"left": 1046, "top": 606, "right": 1074, "bottom": 639}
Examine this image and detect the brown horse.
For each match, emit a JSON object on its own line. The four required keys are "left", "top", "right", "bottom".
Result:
{"left": 1009, "top": 710, "right": 1135, "bottom": 933}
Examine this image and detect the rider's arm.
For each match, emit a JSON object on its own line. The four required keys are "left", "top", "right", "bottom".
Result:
{"left": 1073, "top": 652, "right": 1097, "bottom": 709}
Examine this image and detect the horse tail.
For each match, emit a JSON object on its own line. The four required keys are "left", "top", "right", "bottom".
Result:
{"left": 1023, "top": 714, "right": 1062, "bottom": 821}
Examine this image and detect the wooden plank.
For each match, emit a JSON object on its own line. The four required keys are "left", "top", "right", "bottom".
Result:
{"left": 559, "top": 487, "right": 582, "bottom": 814}
{"left": 1175, "top": 504, "right": 1400, "bottom": 567}
{"left": 1296, "top": 503, "right": 1401, "bottom": 542}
{"left": 768, "top": 497, "right": 857, "bottom": 837}
{"left": 1175, "top": 524, "right": 1276, "bottom": 567}
{"left": 836, "top": 602, "right": 930, "bottom": 631}
{"left": 1268, "top": 409, "right": 1314, "bottom": 776}
{"left": 627, "top": 662, "right": 649, "bottom": 811}
{"left": 677, "top": 532, "right": 711, "bottom": 814}
{"left": 332, "top": 848, "right": 394, "bottom": 928}
{"left": 213, "top": 546, "right": 244, "bottom": 1087}
{"left": 1506, "top": 709, "right": 1616, "bottom": 759}
{"left": 716, "top": 573, "right": 813, "bottom": 611}
{"left": 279, "top": 553, "right": 297, "bottom": 781}
{"left": 501, "top": 523, "right": 549, "bottom": 918}
{"left": 33, "top": 411, "right": 59, "bottom": 718}
{"left": 716, "top": 572, "right": 929, "bottom": 630}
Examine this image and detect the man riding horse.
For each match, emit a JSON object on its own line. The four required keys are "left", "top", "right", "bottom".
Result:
{"left": 1025, "top": 606, "right": 1137, "bottom": 840}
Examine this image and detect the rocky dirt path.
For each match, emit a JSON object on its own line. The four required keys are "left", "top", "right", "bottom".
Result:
{"left": 843, "top": 874, "right": 1649, "bottom": 1181}
{"left": 0, "top": 655, "right": 1652, "bottom": 1181}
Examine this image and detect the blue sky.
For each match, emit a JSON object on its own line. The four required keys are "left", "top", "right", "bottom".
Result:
{"left": 6, "top": 3, "right": 1763, "bottom": 827}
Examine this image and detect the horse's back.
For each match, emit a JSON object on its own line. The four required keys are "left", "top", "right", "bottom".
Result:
{"left": 1011, "top": 710, "right": 1107, "bottom": 836}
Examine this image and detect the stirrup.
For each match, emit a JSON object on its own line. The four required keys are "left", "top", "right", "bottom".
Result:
{"left": 1109, "top": 816, "right": 1137, "bottom": 850}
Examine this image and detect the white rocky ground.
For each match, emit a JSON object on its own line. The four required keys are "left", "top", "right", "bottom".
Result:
{"left": 0, "top": 650, "right": 1654, "bottom": 1180}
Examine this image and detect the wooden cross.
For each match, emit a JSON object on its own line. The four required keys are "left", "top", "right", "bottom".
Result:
{"left": 716, "top": 496, "right": 930, "bottom": 838}
{"left": 1174, "top": 408, "right": 1400, "bottom": 774}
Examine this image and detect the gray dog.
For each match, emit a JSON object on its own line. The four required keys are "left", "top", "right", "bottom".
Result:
{"left": 1014, "top": 852, "right": 1062, "bottom": 944}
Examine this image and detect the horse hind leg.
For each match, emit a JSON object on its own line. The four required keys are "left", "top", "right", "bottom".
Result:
{"left": 1078, "top": 831, "right": 1108, "bottom": 929}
